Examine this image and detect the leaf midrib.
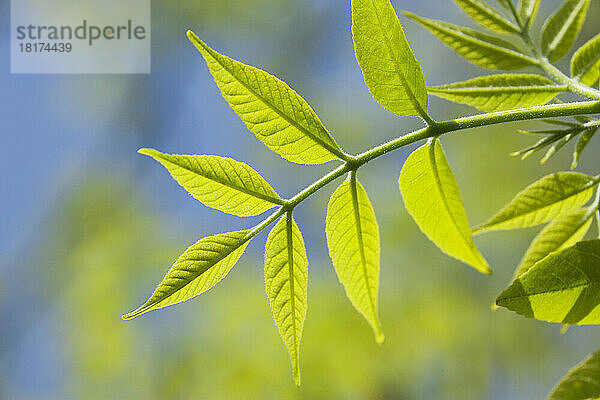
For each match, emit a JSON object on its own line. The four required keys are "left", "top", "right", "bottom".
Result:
{"left": 157, "top": 153, "right": 285, "bottom": 206}
{"left": 429, "top": 85, "right": 566, "bottom": 93}
{"left": 546, "top": 0, "right": 587, "bottom": 54}
{"left": 367, "top": 0, "right": 428, "bottom": 119}
{"left": 349, "top": 174, "right": 378, "bottom": 323}
{"left": 285, "top": 212, "right": 299, "bottom": 373}
{"left": 474, "top": 178, "right": 598, "bottom": 232}
{"left": 428, "top": 140, "right": 475, "bottom": 260}
{"left": 198, "top": 41, "right": 346, "bottom": 161}
{"left": 409, "top": 14, "right": 538, "bottom": 65}
{"left": 124, "top": 234, "right": 248, "bottom": 319}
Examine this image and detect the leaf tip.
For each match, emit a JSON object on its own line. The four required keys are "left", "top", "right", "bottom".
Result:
{"left": 294, "top": 374, "right": 301, "bottom": 387}
{"left": 138, "top": 147, "right": 158, "bottom": 157}
{"left": 186, "top": 29, "right": 200, "bottom": 43}
{"left": 375, "top": 331, "right": 385, "bottom": 345}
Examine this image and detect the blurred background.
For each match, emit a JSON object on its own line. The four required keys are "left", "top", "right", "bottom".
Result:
{"left": 2, "top": 0, "right": 600, "bottom": 399}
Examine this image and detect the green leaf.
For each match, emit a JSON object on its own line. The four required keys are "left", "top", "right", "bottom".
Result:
{"left": 122, "top": 230, "right": 251, "bottom": 320}
{"left": 264, "top": 212, "right": 308, "bottom": 386}
{"left": 518, "top": 0, "right": 540, "bottom": 29}
{"left": 399, "top": 139, "right": 491, "bottom": 274}
{"left": 572, "top": 127, "right": 598, "bottom": 169}
{"left": 496, "top": 0, "right": 511, "bottom": 9}
{"left": 548, "top": 349, "right": 600, "bottom": 400}
{"left": 428, "top": 74, "right": 566, "bottom": 112}
{"left": 496, "top": 239, "right": 600, "bottom": 325}
{"left": 139, "top": 148, "right": 283, "bottom": 217}
{"left": 455, "top": 0, "right": 520, "bottom": 33}
{"left": 326, "top": 172, "right": 384, "bottom": 342}
{"left": 571, "top": 33, "right": 600, "bottom": 87}
{"left": 404, "top": 12, "right": 537, "bottom": 70}
{"left": 474, "top": 172, "right": 597, "bottom": 233}
{"left": 541, "top": 0, "right": 591, "bottom": 63}
{"left": 515, "top": 208, "right": 594, "bottom": 278}
{"left": 351, "top": 0, "right": 429, "bottom": 118}
{"left": 187, "top": 31, "right": 346, "bottom": 165}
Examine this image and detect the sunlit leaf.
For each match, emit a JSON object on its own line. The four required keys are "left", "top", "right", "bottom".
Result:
{"left": 187, "top": 31, "right": 346, "bottom": 164}
{"left": 404, "top": 12, "right": 537, "bottom": 69}
{"left": 264, "top": 212, "right": 308, "bottom": 386}
{"left": 326, "top": 173, "right": 384, "bottom": 342}
{"left": 139, "top": 148, "right": 283, "bottom": 216}
{"left": 548, "top": 349, "right": 600, "bottom": 400}
{"left": 540, "top": 132, "right": 577, "bottom": 164}
{"left": 518, "top": 0, "right": 540, "bottom": 30}
{"left": 122, "top": 230, "right": 251, "bottom": 320}
{"left": 474, "top": 172, "right": 597, "bottom": 233}
{"left": 572, "top": 127, "right": 598, "bottom": 169}
{"left": 428, "top": 74, "right": 566, "bottom": 112}
{"left": 351, "top": 0, "right": 429, "bottom": 118}
{"left": 515, "top": 208, "right": 594, "bottom": 278}
{"left": 541, "top": 0, "right": 591, "bottom": 62}
{"left": 455, "top": 0, "right": 520, "bottom": 33}
{"left": 497, "top": 239, "right": 600, "bottom": 325}
{"left": 399, "top": 139, "right": 491, "bottom": 274}
{"left": 571, "top": 33, "right": 600, "bottom": 87}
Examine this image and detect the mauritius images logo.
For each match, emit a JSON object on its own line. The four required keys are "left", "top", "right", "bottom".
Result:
{"left": 11, "top": 0, "right": 151, "bottom": 74}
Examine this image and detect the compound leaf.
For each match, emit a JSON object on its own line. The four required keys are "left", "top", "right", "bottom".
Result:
{"left": 571, "top": 33, "right": 600, "bottom": 87}
{"left": 122, "top": 230, "right": 251, "bottom": 320}
{"left": 404, "top": 12, "right": 537, "bottom": 70}
{"left": 187, "top": 31, "right": 346, "bottom": 165}
{"left": 474, "top": 172, "right": 597, "bottom": 233}
{"left": 455, "top": 0, "right": 520, "bottom": 33}
{"left": 541, "top": 0, "right": 591, "bottom": 62}
{"left": 572, "top": 127, "right": 598, "bottom": 169}
{"left": 515, "top": 208, "right": 594, "bottom": 278}
{"left": 264, "top": 212, "right": 308, "bottom": 386}
{"left": 399, "top": 139, "right": 491, "bottom": 274}
{"left": 139, "top": 148, "right": 283, "bottom": 216}
{"left": 548, "top": 349, "right": 600, "bottom": 400}
{"left": 429, "top": 74, "right": 566, "bottom": 112}
{"left": 518, "top": 0, "right": 541, "bottom": 29}
{"left": 497, "top": 239, "right": 600, "bottom": 325}
{"left": 351, "top": 0, "right": 429, "bottom": 118}
{"left": 326, "top": 173, "right": 384, "bottom": 342}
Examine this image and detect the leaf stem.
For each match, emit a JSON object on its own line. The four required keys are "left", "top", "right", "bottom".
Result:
{"left": 517, "top": 30, "right": 600, "bottom": 101}
{"left": 262, "top": 100, "right": 600, "bottom": 240}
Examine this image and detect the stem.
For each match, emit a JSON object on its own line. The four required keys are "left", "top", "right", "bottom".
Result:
{"left": 251, "top": 100, "right": 600, "bottom": 238}
{"left": 517, "top": 30, "right": 600, "bottom": 101}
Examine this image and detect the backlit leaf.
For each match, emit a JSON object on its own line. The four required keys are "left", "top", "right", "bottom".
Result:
{"left": 351, "top": 0, "right": 429, "bottom": 118}
{"left": 428, "top": 74, "right": 566, "bottom": 112}
{"left": 139, "top": 148, "right": 283, "bottom": 216}
{"left": 548, "top": 349, "right": 600, "bottom": 400}
{"left": 264, "top": 212, "right": 308, "bottom": 386}
{"left": 474, "top": 172, "right": 597, "bottom": 233}
{"left": 326, "top": 173, "right": 384, "bottom": 342}
{"left": 455, "top": 0, "right": 520, "bottom": 33}
{"left": 497, "top": 239, "right": 600, "bottom": 325}
{"left": 572, "top": 127, "right": 598, "bottom": 169}
{"left": 518, "top": 0, "right": 540, "bottom": 30}
{"left": 571, "top": 33, "right": 600, "bottom": 87}
{"left": 399, "top": 139, "right": 491, "bottom": 274}
{"left": 187, "top": 31, "right": 346, "bottom": 164}
{"left": 515, "top": 208, "right": 594, "bottom": 278}
{"left": 404, "top": 12, "right": 537, "bottom": 69}
{"left": 122, "top": 230, "right": 251, "bottom": 320}
{"left": 541, "top": 0, "right": 591, "bottom": 62}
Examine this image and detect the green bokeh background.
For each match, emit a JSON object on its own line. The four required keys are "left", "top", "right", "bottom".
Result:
{"left": 2, "top": 0, "right": 600, "bottom": 399}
